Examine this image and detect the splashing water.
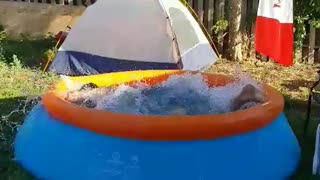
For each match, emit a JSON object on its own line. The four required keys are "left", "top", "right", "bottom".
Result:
{"left": 60, "top": 75, "right": 83, "bottom": 91}
{"left": 0, "top": 68, "right": 262, "bottom": 151}
{"left": 64, "top": 72, "right": 264, "bottom": 116}
{"left": 0, "top": 96, "right": 41, "bottom": 151}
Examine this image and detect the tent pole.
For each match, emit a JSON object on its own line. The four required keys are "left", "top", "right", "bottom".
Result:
{"left": 179, "top": 0, "right": 220, "bottom": 56}
{"left": 42, "top": 0, "right": 92, "bottom": 74}
{"left": 41, "top": 18, "right": 73, "bottom": 74}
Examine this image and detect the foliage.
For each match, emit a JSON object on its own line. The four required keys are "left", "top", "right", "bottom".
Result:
{"left": 43, "top": 48, "right": 56, "bottom": 60}
{"left": 0, "top": 31, "right": 56, "bottom": 68}
{"left": 293, "top": 16, "right": 308, "bottom": 49}
{"left": 0, "top": 29, "right": 7, "bottom": 62}
{"left": 294, "top": 0, "right": 320, "bottom": 48}
{"left": 211, "top": 19, "right": 229, "bottom": 35}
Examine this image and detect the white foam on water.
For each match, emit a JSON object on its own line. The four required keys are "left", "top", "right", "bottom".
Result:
{"left": 65, "top": 71, "right": 264, "bottom": 116}
{"left": 95, "top": 84, "right": 144, "bottom": 114}
{"left": 60, "top": 75, "right": 83, "bottom": 91}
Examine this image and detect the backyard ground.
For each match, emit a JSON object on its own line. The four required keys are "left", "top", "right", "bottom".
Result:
{"left": 0, "top": 34, "right": 319, "bottom": 179}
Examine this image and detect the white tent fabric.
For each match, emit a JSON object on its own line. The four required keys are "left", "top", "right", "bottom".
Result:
{"left": 49, "top": 0, "right": 218, "bottom": 75}
{"left": 160, "top": 0, "right": 218, "bottom": 70}
{"left": 60, "top": 0, "right": 178, "bottom": 63}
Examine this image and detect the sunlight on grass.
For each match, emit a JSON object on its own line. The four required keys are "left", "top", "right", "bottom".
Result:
{"left": 0, "top": 60, "right": 58, "bottom": 99}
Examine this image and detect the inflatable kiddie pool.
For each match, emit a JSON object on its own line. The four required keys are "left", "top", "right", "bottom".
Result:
{"left": 14, "top": 70, "right": 300, "bottom": 180}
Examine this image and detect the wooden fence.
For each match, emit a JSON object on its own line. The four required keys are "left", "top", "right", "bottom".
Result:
{"left": 5, "top": 0, "right": 320, "bottom": 63}
{"left": 8, "top": 0, "right": 97, "bottom": 6}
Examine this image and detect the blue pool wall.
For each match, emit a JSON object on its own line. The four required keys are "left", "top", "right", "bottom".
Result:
{"left": 14, "top": 104, "right": 301, "bottom": 180}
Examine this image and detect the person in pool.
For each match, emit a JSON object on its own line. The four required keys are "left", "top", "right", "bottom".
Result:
{"left": 63, "top": 83, "right": 110, "bottom": 108}
{"left": 63, "top": 83, "right": 266, "bottom": 114}
{"left": 230, "top": 84, "right": 266, "bottom": 111}
{"left": 170, "top": 84, "right": 266, "bottom": 115}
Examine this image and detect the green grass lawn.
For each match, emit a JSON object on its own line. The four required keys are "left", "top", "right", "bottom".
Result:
{"left": 0, "top": 33, "right": 58, "bottom": 179}
{"left": 0, "top": 34, "right": 319, "bottom": 179}
{"left": 0, "top": 62, "right": 56, "bottom": 180}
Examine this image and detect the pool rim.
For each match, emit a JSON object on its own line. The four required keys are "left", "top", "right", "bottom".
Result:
{"left": 42, "top": 70, "right": 284, "bottom": 141}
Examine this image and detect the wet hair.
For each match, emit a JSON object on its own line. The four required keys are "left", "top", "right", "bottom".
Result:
{"left": 79, "top": 83, "right": 98, "bottom": 91}
{"left": 230, "top": 84, "right": 264, "bottom": 111}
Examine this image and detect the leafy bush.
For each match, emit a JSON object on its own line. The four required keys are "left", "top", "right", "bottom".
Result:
{"left": 211, "top": 19, "right": 229, "bottom": 35}
{"left": 0, "top": 30, "right": 7, "bottom": 62}
{"left": 294, "top": 0, "right": 320, "bottom": 48}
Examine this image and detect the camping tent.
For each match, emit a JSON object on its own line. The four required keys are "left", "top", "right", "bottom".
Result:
{"left": 48, "top": 0, "right": 219, "bottom": 76}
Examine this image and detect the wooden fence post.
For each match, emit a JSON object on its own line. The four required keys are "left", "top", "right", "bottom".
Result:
{"left": 295, "top": 41, "right": 303, "bottom": 63}
{"left": 62, "top": 0, "right": 68, "bottom": 5}
{"left": 193, "top": 0, "right": 204, "bottom": 22}
{"left": 315, "top": 48, "right": 320, "bottom": 63}
{"left": 308, "top": 26, "right": 316, "bottom": 64}
{"left": 72, "top": 0, "right": 81, "bottom": 5}
{"left": 203, "top": 0, "right": 214, "bottom": 34}
{"left": 316, "top": 29, "right": 320, "bottom": 63}
{"left": 246, "top": 0, "right": 256, "bottom": 59}
{"left": 214, "top": 0, "right": 225, "bottom": 54}
{"left": 187, "top": 0, "right": 193, "bottom": 8}
{"left": 56, "top": 0, "right": 64, "bottom": 4}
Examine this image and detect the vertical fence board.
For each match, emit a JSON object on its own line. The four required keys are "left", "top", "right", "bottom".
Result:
{"left": 315, "top": 48, "right": 320, "bottom": 63}
{"left": 203, "top": 0, "right": 214, "bottom": 34}
{"left": 308, "top": 27, "right": 316, "bottom": 64}
{"left": 63, "top": 0, "right": 69, "bottom": 5}
{"left": 246, "top": 0, "right": 254, "bottom": 58}
{"left": 72, "top": 0, "right": 80, "bottom": 5}
{"left": 241, "top": 0, "right": 248, "bottom": 32}
{"left": 85, "top": 0, "right": 91, "bottom": 6}
{"left": 193, "top": 0, "right": 199, "bottom": 16}
{"left": 251, "top": 0, "right": 259, "bottom": 38}
{"left": 81, "top": 0, "right": 86, "bottom": 6}
{"left": 193, "top": 0, "right": 204, "bottom": 22}
{"left": 57, "top": 0, "right": 64, "bottom": 4}
{"left": 295, "top": 43, "right": 303, "bottom": 63}
{"left": 316, "top": 30, "right": 320, "bottom": 62}
{"left": 214, "top": 0, "right": 225, "bottom": 54}
{"left": 316, "top": 29, "right": 320, "bottom": 48}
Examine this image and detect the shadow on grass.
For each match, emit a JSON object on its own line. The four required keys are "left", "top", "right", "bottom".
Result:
{"left": 284, "top": 96, "right": 319, "bottom": 180}
{"left": 0, "top": 96, "right": 36, "bottom": 180}
{"left": 1, "top": 35, "right": 56, "bottom": 69}
{"left": 282, "top": 80, "right": 316, "bottom": 91}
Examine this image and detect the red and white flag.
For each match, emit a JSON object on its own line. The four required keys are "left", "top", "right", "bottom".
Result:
{"left": 255, "top": 0, "right": 293, "bottom": 66}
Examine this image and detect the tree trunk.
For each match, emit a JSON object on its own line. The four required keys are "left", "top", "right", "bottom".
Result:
{"left": 226, "top": 0, "right": 244, "bottom": 61}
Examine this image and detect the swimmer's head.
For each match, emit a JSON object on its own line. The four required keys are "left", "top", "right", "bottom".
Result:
{"left": 230, "top": 84, "right": 266, "bottom": 111}
{"left": 79, "top": 83, "right": 98, "bottom": 91}
{"left": 238, "top": 84, "right": 266, "bottom": 103}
